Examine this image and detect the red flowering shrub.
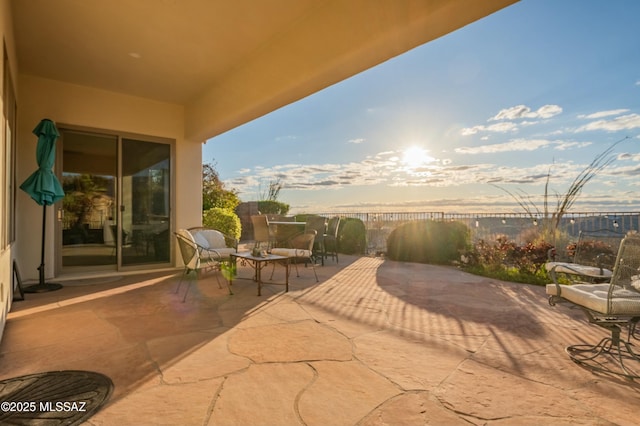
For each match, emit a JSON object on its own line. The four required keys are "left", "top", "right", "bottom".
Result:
{"left": 566, "top": 239, "right": 616, "bottom": 269}
{"left": 464, "top": 235, "right": 553, "bottom": 275}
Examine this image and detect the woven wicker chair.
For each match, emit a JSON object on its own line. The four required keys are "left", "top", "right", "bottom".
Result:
{"left": 546, "top": 232, "right": 640, "bottom": 378}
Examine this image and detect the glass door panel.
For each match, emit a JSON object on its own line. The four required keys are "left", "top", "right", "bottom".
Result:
{"left": 121, "top": 139, "right": 171, "bottom": 266}
{"left": 60, "top": 130, "right": 118, "bottom": 269}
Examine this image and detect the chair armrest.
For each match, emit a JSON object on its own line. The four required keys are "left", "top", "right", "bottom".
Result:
{"left": 202, "top": 247, "right": 224, "bottom": 261}
{"left": 191, "top": 241, "right": 223, "bottom": 262}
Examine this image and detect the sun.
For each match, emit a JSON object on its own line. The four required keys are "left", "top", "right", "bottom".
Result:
{"left": 401, "top": 146, "right": 434, "bottom": 169}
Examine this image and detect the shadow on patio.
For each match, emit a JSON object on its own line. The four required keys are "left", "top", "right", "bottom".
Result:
{"left": 1, "top": 255, "right": 639, "bottom": 425}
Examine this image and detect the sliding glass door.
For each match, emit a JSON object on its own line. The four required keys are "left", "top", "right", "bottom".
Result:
{"left": 121, "top": 139, "right": 171, "bottom": 266}
{"left": 60, "top": 130, "right": 118, "bottom": 269}
{"left": 58, "top": 128, "right": 172, "bottom": 272}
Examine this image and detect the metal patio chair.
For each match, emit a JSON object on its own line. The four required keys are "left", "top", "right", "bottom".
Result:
{"left": 251, "top": 215, "right": 274, "bottom": 249}
{"left": 174, "top": 229, "right": 233, "bottom": 301}
{"left": 546, "top": 228, "right": 625, "bottom": 285}
{"left": 304, "top": 215, "right": 327, "bottom": 266}
{"left": 270, "top": 230, "right": 319, "bottom": 282}
{"left": 546, "top": 232, "right": 640, "bottom": 379}
{"left": 324, "top": 216, "right": 340, "bottom": 263}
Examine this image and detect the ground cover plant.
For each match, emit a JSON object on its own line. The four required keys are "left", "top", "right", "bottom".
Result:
{"left": 460, "top": 235, "right": 553, "bottom": 285}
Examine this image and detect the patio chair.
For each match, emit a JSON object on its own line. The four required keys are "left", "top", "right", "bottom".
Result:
{"left": 174, "top": 229, "right": 233, "bottom": 301}
{"left": 270, "top": 230, "right": 319, "bottom": 282}
{"left": 546, "top": 232, "right": 640, "bottom": 379}
{"left": 304, "top": 215, "right": 327, "bottom": 266}
{"left": 546, "top": 228, "right": 625, "bottom": 284}
{"left": 251, "top": 215, "right": 274, "bottom": 249}
{"left": 324, "top": 216, "right": 340, "bottom": 263}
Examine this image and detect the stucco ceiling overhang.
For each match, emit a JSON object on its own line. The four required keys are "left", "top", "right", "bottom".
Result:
{"left": 12, "top": 0, "right": 517, "bottom": 142}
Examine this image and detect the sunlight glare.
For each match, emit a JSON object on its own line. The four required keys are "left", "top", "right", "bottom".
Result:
{"left": 401, "top": 146, "right": 434, "bottom": 169}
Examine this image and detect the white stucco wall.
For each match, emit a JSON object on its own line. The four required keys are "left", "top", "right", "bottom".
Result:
{"left": 0, "top": 0, "right": 19, "bottom": 341}
{"left": 15, "top": 75, "right": 202, "bottom": 281}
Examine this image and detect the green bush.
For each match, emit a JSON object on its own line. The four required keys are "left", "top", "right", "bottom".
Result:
{"left": 386, "top": 220, "right": 469, "bottom": 264}
{"left": 338, "top": 218, "right": 366, "bottom": 255}
{"left": 257, "top": 200, "right": 290, "bottom": 215}
{"left": 202, "top": 207, "right": 242, "bottom": 241}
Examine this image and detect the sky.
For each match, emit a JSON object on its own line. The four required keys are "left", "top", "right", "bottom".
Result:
{"left": 203, "top": 0, "right": 640, "bottom": 215}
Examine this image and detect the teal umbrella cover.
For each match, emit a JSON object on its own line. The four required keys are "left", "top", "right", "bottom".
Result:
{"left": 19, "top": 119, "right": 65, "bottom": 292}
{"left": 19, "top": 119, "right": 64, "bottom": 206}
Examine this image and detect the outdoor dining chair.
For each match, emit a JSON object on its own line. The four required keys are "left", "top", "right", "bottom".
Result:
{"left": 251, "top": 215, "right": 274, "bottom": 249}
{"left": 270, "top": 230, "right": 319, "bottom": 282}
{"left": 324, "top": 216, "right": 340, "bottom": 263}
{"left": 304, "top": 215, "right": 327, "bottom": 266}
{"left": 546, "top": 231, "right": 640, "bottom": 379}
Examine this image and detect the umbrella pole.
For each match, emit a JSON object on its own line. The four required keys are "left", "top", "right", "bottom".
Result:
{"left": 24, "top": 204, "right": 63, "bottom": 293}
{"left": 39, "top": 204, "right": 46, "bottom": 285}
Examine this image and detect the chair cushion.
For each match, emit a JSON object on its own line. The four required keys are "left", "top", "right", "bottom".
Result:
{"left": 271, "top": 248, "right": 312, "bottom": 258}
{"left": 546, "top": 283, "right": 640, "bottom": 315}
{"left": 193, "top": 231, "right": 210, "bottom": 249}
{"left": 193, "top": 229, "right": 227, "bottom": 249}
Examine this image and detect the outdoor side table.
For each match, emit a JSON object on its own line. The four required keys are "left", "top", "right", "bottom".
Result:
{"left": 230, "top": 252, "right": 290, "bottom": 296}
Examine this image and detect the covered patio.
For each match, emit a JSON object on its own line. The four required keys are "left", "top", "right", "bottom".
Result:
{"left": 1, "top": 256, "right": 637, "bottom": 425}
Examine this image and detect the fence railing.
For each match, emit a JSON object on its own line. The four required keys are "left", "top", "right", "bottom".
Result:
{"left": 316, "top": 211, "right": 640, "bottom": 255}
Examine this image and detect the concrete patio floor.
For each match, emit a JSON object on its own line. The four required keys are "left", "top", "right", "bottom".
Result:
{"left": 1, "top": 254, "right": 639, "bottom": 425}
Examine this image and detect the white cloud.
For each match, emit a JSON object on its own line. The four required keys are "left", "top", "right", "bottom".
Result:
{"left": 535, "top": 104, "right": 564, "bottom": 119}
{"left": 490, "top": 105, "right": 530, "bottom": 121}
{"left": 348, "top": 138, "right": 365, "bottom": 144}
{"left": 462, "top": 104, "right": 562, "bottom": 136}
{"left": 455, "top": 139, "right": 551, "bottom": 154}
{"left": 576, "top": 113, "right": 640, "bottom": 132}
{"left": 553, "top": 141, "right": 592, "bottom": 150}
{"left": 461, "top": 121, "right": 518, "bottom": 135}
{"left": 578, "top": 109, "right": 629, "bottom": 119}
{"left": 489, "top": 104, "right": 562, "bottom": 121}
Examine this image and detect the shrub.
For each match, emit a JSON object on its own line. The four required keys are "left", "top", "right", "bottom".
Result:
{"left": 202, "top": 207, "right": 242, "bottom": 241}
{"left": 338, "top": 218, "right": 366, "bottom": 255}
{"left": 461, "top": 234, "right": 553, "bottom": 284}
{"left": 386, "top": 220, "right": 469, "bottom": 264}
{"left": 257, "top": 200, "right": 290, "bottom": 215}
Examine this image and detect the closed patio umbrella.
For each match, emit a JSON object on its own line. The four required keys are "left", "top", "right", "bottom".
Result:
{"left": 19, "top": 119, "right": 65, "bottom": 292}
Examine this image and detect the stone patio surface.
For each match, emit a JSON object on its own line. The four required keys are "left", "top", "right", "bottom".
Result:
{"left": 1, "top": 254, "right": 639, "bottom": 425}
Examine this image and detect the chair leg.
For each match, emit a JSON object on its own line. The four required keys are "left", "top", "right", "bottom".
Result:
{"left": 182, "top": 272, "right": 195, "bottom": 302}
{"left": 566, "top": 323, "right": 640, "bottom": 379}
{"left": 303, "top": 257, "right": 319, "bottom": 282}
{"left": 293, "top": 259, "right": 300, "bottom": 277}
{"left": 215, "top": 269, "right": 233, "bottom": 295}
{"left": 175, "top": 268, "right": 189, "bottom": 295}
{"left": 270, "top": 259, "right": 297, "bottom": 280}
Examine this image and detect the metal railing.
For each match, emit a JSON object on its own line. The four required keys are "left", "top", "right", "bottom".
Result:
{"left": 316, "top": 211, "right": 640, "bottom": 255}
